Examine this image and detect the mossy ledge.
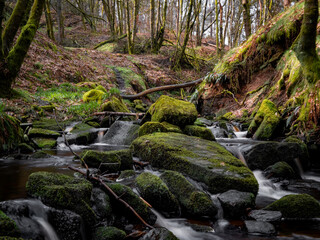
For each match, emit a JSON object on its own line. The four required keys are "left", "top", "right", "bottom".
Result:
{"left": 131, "top": 132, "right": 258, "bottom": 195}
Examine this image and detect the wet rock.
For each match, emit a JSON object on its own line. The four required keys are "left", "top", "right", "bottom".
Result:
{"left": 103, "top": 121, "right": 139, "bottom": 145}
{"left": 183, "top": 125, "right": 215, "bottom": 141}
{"left": 107, "top": 183, "right": 157, "bottom": 225}
{"left": 247, "top": 99, "right": 281, "bottom": 140}
{"left": 136, "top": 172, "right": 180, "bottom": 217}
{"left": 139, "top": 228, "right": 179, "bottom": 240}
{"left": 242, "top": 142, "right": 308, "bottom": 172}
{"left": 32, "top": 118, "right": 71, "bottom": 131}
{"left": 244, "top": 220, "right": 276, "bottom": 235}
{"left": 146, "top": 95, "right": 198, "bottom": 127}
{"left": 93, "top": 226, "right": 126, "bottom": 240}
{"left": 32, "top": 138, "right": 57, "bottom": 149}
{"left": 160, "top": 171, "right": 216, "bottom": 218}
{"left": 0, "top": 210, "right": 20, "bottom": 237}
{"left": 26, "top": 172, "right": 96, "bottom": 226}
{"left": 248, "top": 210, "right": 282, "bottom": 222}
{"left": 48, "top": 209, "right": 82, "bottom": 240}
{"left": 28, "top": 128, "right": 60, "bottom": 139}
{"left": 66, "top": 123, "right": 98, "bottom": 145}
{"left": 264, "top": 161, "right": 298, "bottom": 180}
{"left": 195, "top": 118, "right": 213, "bottom": 127}
{"left": 132, "top": 132, "right": 258, "bottom": 195}
{"left": 91, "top": 188, "right": 112, "bottom": 220}
{"left": 81, "top": 149, "right": 133, "bottom": 172}
{"left": 161, "top": 122, "right": 183, "bottom": 133}
{"left": 101, "top": 96, "right": 130, "bottom": 113}
{"left": 218, "top": 190, "right": 255, "bottom": 218}
{"left": 138, "top": 122, "right": 167, "bottom": 137}
{"left": 264, "top": 194, "right": 320, "bottom": 218}
{"left": 30, "top": 150, "right": 51, "bottom": 159}
{"left": 118, "top": 170, "right": 136, "bottom": 181}
{"left": 285, "top": 179, "right": 320, "bottom": 199}
{"left": 209, "top": 127, "right": 229, "bottom": 138}
{"left": 18, "top": 143, "right": 34, "bottom": 154}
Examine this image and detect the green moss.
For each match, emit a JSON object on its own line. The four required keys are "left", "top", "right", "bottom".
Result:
{"left": 28, "top": 128, "right": 60, "bottom": 139}
{"left": 26, "top": 172, "right": 95, "bottom": 225}
{"left": 100, "top": 96, "right": 129, "bottom": 113}
{"left": 183, "top": 125, "right": 215, "bottom": 141}
{"left": 32, "top": 118, "right": 71, "bottom": 131}
{"left": 41, "top": 105, "right": 56, "bottom": 112}
{"left": 83, "top": 89, "right": 105, "bottom": 103}
{"left": 0, "top": 210, "right": 20, "bottom": 237}
{"left": 0, "top": 113, "right": 23, "bottom": 153}
{"left": 93, "top": 226, "right": 126, "bottom": 240}
{"left": 95, "top": 85, "right": 107, "bottom": 93}
{"left": 138, "top": 122, "right": 167, "bottom": 137}
{"left": 147, "top": 95, "right": 198, "bottom": 127}
{"left": 132, "top": 132, "right": 258, "bottom": 195}
{"left": 161, "top": 171, "right": 216, "bottom": 217}
{"left": 268, "top": 161, "right": 297, "bottom": 179}
{"left": 136, "top": 172, "right": 179, "bottom": 215}
{"left": 265, "top": 194, "right": 320, "bottom": 218}
{"left": 247, "top": 99, "right": 281, "bottom": 140}
{"left": 32, "top": 138, "right": 57, "bottom": 149}
{"left": 18, "top": 143, "right": 34, "bottom": 154}
{"left": 218, "top": 112, "right": 236, "bottom": 121}
{"left": 161, "top": 122, "right": 183, "bottom": 133}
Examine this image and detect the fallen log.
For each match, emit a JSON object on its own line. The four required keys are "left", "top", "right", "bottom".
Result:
{"left": 93, "top": 111, "right": 145, "bottom": 117}
{"left": 68, "top": 166, "right": 154, "bottom": 229}
{"left": 94, "top": 34, "right": 127, "bottom": 49}
{"left": 120, "top": 76, "right": 206, "bottom": 100}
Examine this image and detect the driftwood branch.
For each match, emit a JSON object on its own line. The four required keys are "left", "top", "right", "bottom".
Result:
{"left": 120, "top": 76, "right": 206, "bottom": 100}
{"left": 94, "top": 34, "right": 127, "bottom": 49}
{"left": 68, "top": 166, "right": 154, "bottom": 229}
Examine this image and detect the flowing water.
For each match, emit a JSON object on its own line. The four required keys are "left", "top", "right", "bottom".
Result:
{"left": 1, "top": 121, "right": 320, "bottom": 239}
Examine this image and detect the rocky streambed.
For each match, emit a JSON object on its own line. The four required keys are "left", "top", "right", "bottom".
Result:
{"left": 1, "top": 96, "right": 320, "bottom": 240}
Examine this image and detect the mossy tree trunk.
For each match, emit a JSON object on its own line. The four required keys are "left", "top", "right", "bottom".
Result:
{"left": 242, "top": 0, "right": 251, "bottom": 39}
{"left": 151, "top": 0, "right": 167, "bottom": 53}
{"left": 0, "top": 0, "right": 45, "bottom": 98}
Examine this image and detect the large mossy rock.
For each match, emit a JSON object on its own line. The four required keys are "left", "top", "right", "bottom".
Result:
{"left": 26, "top": 172, "right": 96, "bottom": 225}
{"left": 160, "top": 171, "right": 216, "bottom": 218}
{"left": 101, "top": 96, "right": 130, "bottom": 113}
{"left": 136, "top": 172, "right": 180, "bottom": 216}
{"left": 93, "top": 226, "right": 126, "bottom": 240}
{"left": 28, "top": 128, "right": 60, "bottom": 139}
{"left": 0, "top": 210, "right": 20, "bottom": 237}
{"left": 103, "top": 121, "right": 139, "bottom": 145}
{"left": 147, "top": 96, "right": 198, "bottom": 127}
{"left": 32, "top": 138, "right": 57, "bottom": 149}
{"left": 264, "top": 194, "right": 320, "bottom": 218}
{"left": 81, "top": 149, "right": 133, "bottom": 171}
{"left": 107, "top": 183, "right": 157, "bottom": 225}
{"left": 83, "top": 89, "right": 105, "bottom": 103}
{"left": 264, "top": 161, "right": 297, "bottom": 180}
{"left": 243, "top": 142, "right": 308, "bottom": 171}
{"left": 138, "top": 122, "right": 167, "bottom": 137}
{"left": 0, "top": 114, "right": 23, "bottom": 153}
{"left": 247, "top": 99, "right": 281, "bottom": 140}
{"left": 132, "top": 133, "right": 258, "bottom": 195}
{"left": 183, "top": 125, "right": 215, "bottom": 141}
{"left": 67, "top": 122, "right": 98, "bottom": 145}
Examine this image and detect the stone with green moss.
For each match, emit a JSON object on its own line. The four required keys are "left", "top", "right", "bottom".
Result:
{"left": 160, "top": 171, "right": 216, "bottom": 218}
{"left": 32, "top": 118, "right": 71, "bottom": 131}
{"left": 18, "top": 143, "right": 34, "bottom": 154}
{"left": 264, "top": 161, "right": 297, "bottom": 180}
{"left": 107, "top": 183, "right": 157, "bottom": 225}
{"left": 147, "top": 96, "right": 198, "bottom": 127}
{"left": 28, "top": 128, "right": 60, "bottom": 139}
{"left": 138, "top": 122, "right": 167, "bottom": 137}
{"left": 136, "top": 172, "right": 180, "bottom": 216}
{"left": 83, "top": 89, "right": 105, "bottom": 103}
{"left": 81, "top": 149, "right": 133, "bottom": 172}
{"left": 30, "top": 150, "right": 51, "bottom": 159}
{"left": 86, "top": 121, "right": 100, "bottom": 128}
{"left": 264, "top": 194, "right": 320, "bottom": 218}
{"left": 247, "top": 99, "right": 281, "bottom": 140}
{"left": 283, "top": 136, "right": 308, "bottom": 157}
{"left": 118, "top": 170, "right": 136, "bottom": 180}
{"left": 218, "top": 112, "right": 236, "bottom": 121}
{"left": 161, "top": 122, "right": 183, "bottom": 133}
{"left": 93, "top": 226, "right": 126, "bottom": 240}
{"left": 0, "top": 114, "right": 23, "bottom": 153}
{"left": 139, "top": 228, "right": 179, "bottom": 240}
{"left": 131, "top": 132, "right": 258, "bottom": 195}
{"left": 101, "top": 96, "right": 129, "bottom": 113}
{"left": 32, "top": 138, "right": 57, "bottom": 149}
{"left": 95, "top": 85, "right": 107, "bottom": 93}
{"left": 26, "top": 172, "right": 96, "bottom": 226}
{"left": 183, "top": 125, "right": 215, "bottom": 141}
{"left": 67, "top": 122, "right": 97, "bottom": 145}
{"left": 0, "top": 210, "right": 20, "bottom": 237}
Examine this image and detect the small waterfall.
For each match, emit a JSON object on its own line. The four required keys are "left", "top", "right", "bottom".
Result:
{"left": 210, "top": 194, "right": 224, "bottom": 219}
{"left": 96, "top": 128, "right": 108, "bottom": 143}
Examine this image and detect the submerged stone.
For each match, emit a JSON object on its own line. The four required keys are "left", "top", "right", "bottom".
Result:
{"left": 136, "top": 172, "right": 180, "bottom": 216}
{"left": 131, "top": 132, "right": 258, "bottom": 195}
{"left": 264, "top": 194, "right": 320, "bottom": 218}
{"left": 147, "top": 95, "right": 198, "bottom": 127}
{"left": 160, "top": 171, "right": 216, "bottom": 218}
{"left": 248, "top": 210, "right": 282, "bottom": 222}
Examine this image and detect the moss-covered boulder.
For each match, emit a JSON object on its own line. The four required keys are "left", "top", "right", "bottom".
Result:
{"left": 26, "top": 172, "right": 96, "bottom": 225}
{"left": 160, "top": 171, "right": 216, "bottom": 218}
{"left": 30, "top": 150, "right": 51, "bottom": 159}
{"left": 247, "top": 99, "right": 281, "bottom": 140}
{"left": 132, "top": 133, "right": 258, "bottom": 195}
{"left": 138, "top": 122, "right": 167, "bottom": 136}
{"left": 93, "top": 226, "right": 126, "bottom": 240}
{"left": 107, "top": 183, "right": 157, "bottom": 225}
{"left": 139, "top": 228, "right": 179, "bottom": 240}
{"left": 0, "top": 114, "right": 23, "bottom": 153}
{"left": 32, "top": 138, "right": 57, "bottom": 149}
{"left": 18, "top": 143, "right": 34, "bottom": 154}
{"left": 81, "top": 149, "right": 133, "bottom": 172}
{"left": 147, "top": 96, "right": 198, "bottom": 127}
{"left": 264, "top": 161, "right": 297, "bottom": 180}
{"left": 83, "top": 89, "right": 105, "bottom": 103}
{"left": 32, "top": 118, "right": 72, "bottom": 131}
{"left": 264, "top": 194, "right": 320, "bottom": 218}
{"left": 67, "top": 123, "right": 98, "bottom": 145}
{"left": 28, "top": 128, "right": 60, "bottom": 139}
{"left": 101, "top": 96, "right": 129, "bottom": 113}
{"left": 183, "top": 125, "right": 215, "bottom": 141}
{"left": 136, "top": 172, "right": 180, "bottom": 216}
{"left": 95, "top": 85, "right": 107, "bottom": 93}
{"left": 161, "top": 122, "right": 183, "bottom": 133}
{"left": 118, "top": 170, "right": 136, "bottom": 181}
{"left": 0, "top": 210, "right": 20, "bottom": 237}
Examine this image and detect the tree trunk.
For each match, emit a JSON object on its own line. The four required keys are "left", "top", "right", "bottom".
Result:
{"left": 45, "top": 0, "right": 55, "bottom": 41}
{"left": 242, "top": 0, "right": 251, "bottom": 39}
{"left": 126, "top": 0, "right": 133, "bottom": 54}
{"left": 56, "top": 0, "right": 64, "bottom": 44}
{"left": 284, "top": 0, "right": 290, "bottom": 8}
{"left": 132, "top": 0, "right": 140, "bottom": 53}
{"left": 150, "top": 0, "right": 155, "bottom": 49}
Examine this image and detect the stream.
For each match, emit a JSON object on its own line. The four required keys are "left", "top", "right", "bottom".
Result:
{"left": 0, "top": 121, "right": 320, "bottom": 239}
